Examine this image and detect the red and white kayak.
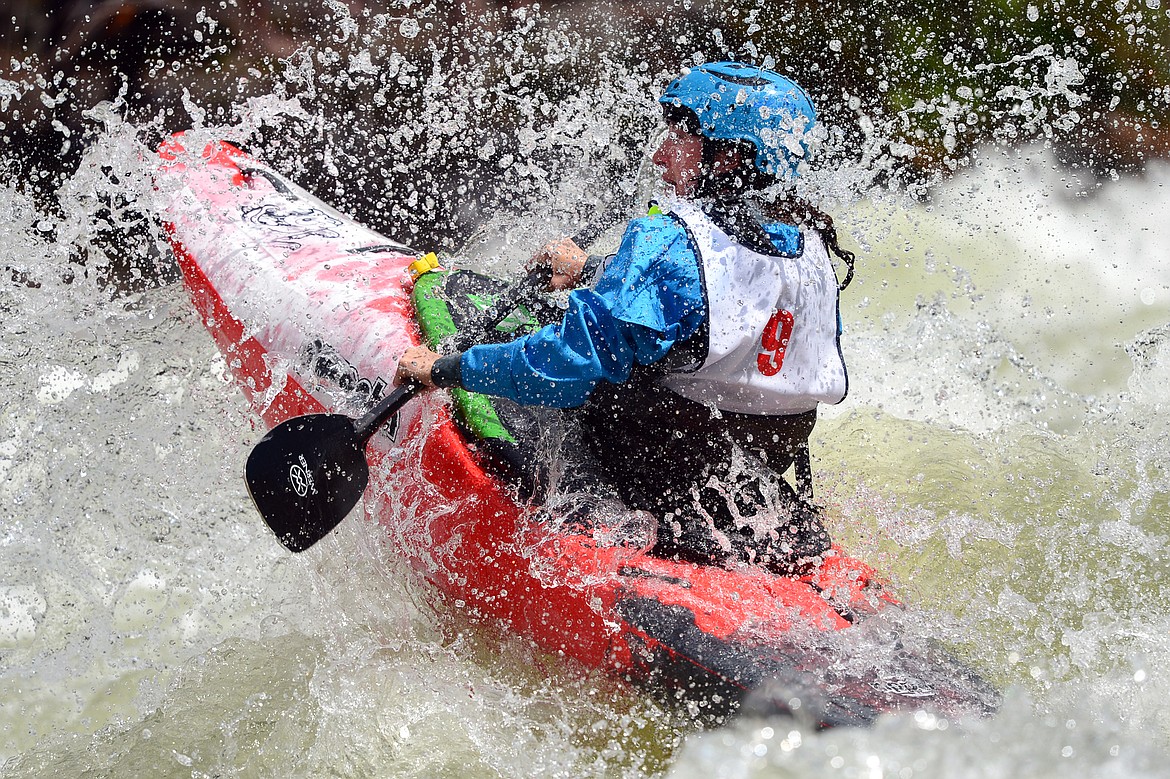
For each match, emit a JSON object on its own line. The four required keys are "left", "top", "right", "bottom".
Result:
{"left": 155, "top": 135, "right": 999, "bottom": 725}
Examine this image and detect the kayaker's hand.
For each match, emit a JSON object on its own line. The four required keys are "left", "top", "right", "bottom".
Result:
{"left": 530, "top": 237, "right": 587, "bottom": 291}
{"left": 396, "top": 345, "right": 441, "bottom": 387}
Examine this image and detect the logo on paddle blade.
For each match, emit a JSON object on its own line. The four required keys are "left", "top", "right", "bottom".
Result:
{"left": 290, "top": 455, "right": 317, "bottom": 497}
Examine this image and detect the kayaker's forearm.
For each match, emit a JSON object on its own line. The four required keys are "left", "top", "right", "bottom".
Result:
{"left": 459, "top": 332, "right": 620, "bottom": 408}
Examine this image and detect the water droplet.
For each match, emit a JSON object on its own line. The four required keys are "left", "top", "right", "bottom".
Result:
{"left": 399, "top": 18, "right": 420, "bottom": 38}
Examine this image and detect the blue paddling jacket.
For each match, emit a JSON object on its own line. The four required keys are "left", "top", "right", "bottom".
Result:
{"left": 456, "top": 212, "right": 804, "bottom": 408}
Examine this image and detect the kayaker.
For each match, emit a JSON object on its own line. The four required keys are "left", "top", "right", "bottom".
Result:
{"left": 397, "top": 61, "right": 856, "bottom": 575}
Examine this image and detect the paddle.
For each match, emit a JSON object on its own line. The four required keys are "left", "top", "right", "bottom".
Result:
{"left": 245, "top": 267, "right": 552, "bottom": 552}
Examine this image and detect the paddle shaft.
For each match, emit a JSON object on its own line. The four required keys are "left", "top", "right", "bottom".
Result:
{"left": 454, "top": 265, "right": 552, "bottom": 352}
{"left": 353, "top": 381, "right": 421, "bottom": 440}
{"left": 459, "top": 187, "right": 633, "bottom": 340}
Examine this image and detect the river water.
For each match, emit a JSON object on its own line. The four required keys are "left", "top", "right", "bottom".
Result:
{"left": 3, "top": 20, "right": 1170, "bottom": 779}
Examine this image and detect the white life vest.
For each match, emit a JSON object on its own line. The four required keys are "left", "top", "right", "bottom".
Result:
{"left": 661, "top": 200, "right": 848, "bottom": 415}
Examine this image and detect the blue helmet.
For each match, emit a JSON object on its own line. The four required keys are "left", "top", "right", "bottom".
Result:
{"left": 659, "top": 62, "right": 817, "bottom": 180}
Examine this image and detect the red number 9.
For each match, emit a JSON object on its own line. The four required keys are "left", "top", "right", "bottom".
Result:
{"left": 757, "top": 309, "right": 794, "bottom": 377}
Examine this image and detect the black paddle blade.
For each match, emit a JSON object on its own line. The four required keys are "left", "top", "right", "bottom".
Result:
{"left": 245, "top": 413, "right": 371, "bottom": 552}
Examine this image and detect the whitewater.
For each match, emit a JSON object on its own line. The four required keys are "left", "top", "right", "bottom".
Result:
{"left": 2, "top": 16, "right": 1169, "bottom": 779}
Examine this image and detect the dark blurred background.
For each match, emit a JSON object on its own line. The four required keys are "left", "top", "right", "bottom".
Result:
{"left": 2, "top": 0, "right": 1167, "bottom": 273}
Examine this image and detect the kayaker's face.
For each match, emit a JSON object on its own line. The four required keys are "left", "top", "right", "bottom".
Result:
{"left": 653, "top": 124, "right": 705, "bottom": 198}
